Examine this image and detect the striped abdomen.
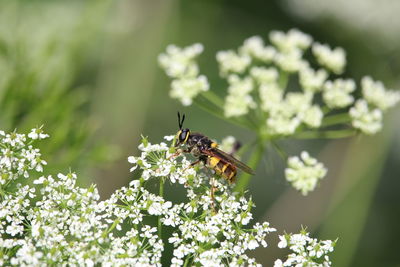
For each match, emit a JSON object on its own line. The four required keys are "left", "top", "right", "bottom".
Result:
{"left": 207, "top": 156, "right": 237, "bottom": 183}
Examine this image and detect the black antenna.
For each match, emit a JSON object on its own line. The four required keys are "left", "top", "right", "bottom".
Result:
{"left": 177, "top": 112, "right": 185, "bottom": 129}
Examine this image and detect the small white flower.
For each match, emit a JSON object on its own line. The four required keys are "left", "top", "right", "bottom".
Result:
{"left": 240, "top": 36, "right": 276, "bottom": 62}
{"left": 170, "top": 75, "right": 209, "bottom": 106}
{"left": 250, "top": 66, "right": 279, "bottom": 85}
{"left": 267, "top": 114, "right": 301, "bottom": 136}
{"left": 158, "top": 43, "right": 203, "bottom": 78}
{"left": 285, "top": 92, "right": 313, "bottom": 114}
{"left": 270, "top": 29, "right": 313, "bottom": 53}
{"left": 247, "top": 239, "right": 259, "bottom": 250}
{"left": 129, "top": 179, "right": 140, "bottom": 188}
{"left": 265, "top": 92, "right": 314, "bottom": 136}
{"left": 285, "top": 151, "right": 327, "bottom": 195}
{"left": 278, "top": 235, "right": 288, "bottom": 248}
{"left": 224, "top": 75, "right": 256, "bottom": 117}
{"left": 274, "top": 48, "right": 307, "bottom": 73}
{"left": 273, "top": 259, "right": 284, "bottom": 267}
{"left": 299, "top": 105, "right": 323, "bottom": 128}
{"left": 323, "top": 78, "right": 356, "bottom": 108}
{"left": 350, "top": 99, "right": 383, "bottom": 135}
{"left": 361, "top": 76, "right": 400, "bottom": 111}
{"left": 275, "top": 231, "right": 335, "bottom": 267}
{"left": 159, "top": 43, "right": 208, "bottom": 106}
{"left": 164, "top": 135, "right": 175, "bottom": 141}
{"left": 258, "top": 82, "right": 283, "bottom": 113}
{"left": 299, "top": 65, "right": 328, "bottom": 93}
{"left": 312, "top": 43, "right": 346, "bottom": 74}
{"left": 216, "top": 50, "right": 251, "bottom": 77}
{"left": 6, "top": 223, "right": 24, "bottom": 236}
{"left": 28, "top": 128, "right": 49, "bottom": 140}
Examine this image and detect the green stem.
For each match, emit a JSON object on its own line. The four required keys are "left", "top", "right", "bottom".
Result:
{"left": 234, "top": 141, "right": 266, "bottom": 192}
{"left": 201, "top": 90, "right": 224, "bottom": 107}
{"left": 291, "top": 129, "right": 357, "bottom": 139}
{"left": 193, "top": 97, "right": 256, "bottom": 131}
{"left": 321, "top": 113, "right": 351, "bottom": 127}
{"left": 278, "top": 71, "right": 289, "bottom": 89}
{"left": 158, "top": 177, "right": 165, "bottom": 238}
{"left": 183, "top": 256, "right": 191, "bottom": 267}
{"left": 271, "top": 141, "right": 288, "bottom": 161}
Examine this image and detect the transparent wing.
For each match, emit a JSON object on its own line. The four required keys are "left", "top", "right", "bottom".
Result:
{"left": 202, "top": 148, "right": 255, "bottom": 175}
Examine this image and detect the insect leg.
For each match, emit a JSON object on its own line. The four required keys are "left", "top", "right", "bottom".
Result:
{"left": 167, "top": 148, "right": 191, "bottom": 160}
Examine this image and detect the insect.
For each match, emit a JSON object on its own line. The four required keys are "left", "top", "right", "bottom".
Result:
{"left": 174, "top": 112, "right": 254, "bottom": 183}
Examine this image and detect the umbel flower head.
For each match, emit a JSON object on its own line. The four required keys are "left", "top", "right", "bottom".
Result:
{"left": 159, "top": 28, "right": 400, "bottom": 138}
{"left": 128, "top": 136, "right": 277, "bottom": 266}
{"left": 0, "top": 128, "right": 337, "bottom": 266}
{"left": 159, "top": 28, "right": 399, "bottom": 195}
{"left": 158, "top": 44, "right": 209, "bottom": 106}
{"left": 0, "top": 129, "right": 165, "bottom": 266}
{"left": 274, "top": 228, "right": 336, "bottom": 267}
{"left": 285, "top": 151, "right": 327, "bottom": 196}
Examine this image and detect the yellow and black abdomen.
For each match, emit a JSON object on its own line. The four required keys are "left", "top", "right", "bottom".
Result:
{"left": 207, "top": 156, "right": 237, "bottom": 183}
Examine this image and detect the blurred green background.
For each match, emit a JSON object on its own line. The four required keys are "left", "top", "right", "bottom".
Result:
{"left": 1, "top": 0, "right": 399, "bottom": 266}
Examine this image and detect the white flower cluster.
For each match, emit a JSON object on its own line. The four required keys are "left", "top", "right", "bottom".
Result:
{"left": 127, "top": 136, "right": 277, "bottom": 266}
{"left": 165, "top": 183, "right": 276, "bottom": 267}
{"left": 158, "top": 44, "right": 209, "bottom": 106}
{"left": 323, "top": 79, "right": 355, "bottom": 108}
{"left": 312, "top": 43, "right": 346, "bottom": 74}
{"left": 0, "top": 129, "right": 337, "bottom": 266}
{"left": 224, "top": 75, "right": 256, "bottom": 117}
{"left": 160, "top": 29, "right": 400, "bottom": 138}
{"left": 274, "top": 230, "right": 336, "bottom": 267}
{"left": 0, "top": 130, "right": 166, "bottom": 266}
{"left": 128, "top": 136, "right": 198, "bottom": 184}
{"left": 348, "top": 76, "right": 400, "bottom": 135}
{"left": 285, "top": 151, "right": 327, "bottom": 195}
{"left": 213, "top": 29, "right": 339, "bottom": 136}
{"left": 0, "top": 128, "right": 47, "bottom": 186}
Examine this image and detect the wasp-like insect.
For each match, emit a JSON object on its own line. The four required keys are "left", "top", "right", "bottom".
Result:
{"left": 174, "top": 112, "right": 254, "bottom": 183}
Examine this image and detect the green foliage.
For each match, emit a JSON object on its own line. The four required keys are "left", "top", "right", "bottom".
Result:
{"left": 0, "top": 1, "right": 115, "bottom": 175}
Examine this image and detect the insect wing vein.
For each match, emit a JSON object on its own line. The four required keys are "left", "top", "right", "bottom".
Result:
{"left": 202, "top": 148, "right": 254, "bottom": 175}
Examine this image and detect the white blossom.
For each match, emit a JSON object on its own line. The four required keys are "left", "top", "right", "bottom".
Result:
{"left": 323, "top": 78, "right": 356, "bottom": 108}
{"left": 299, "top": 105, "right": 323, "bottom": 128}
{"left": 274, "top": 48, "right": 307, "bottom": 73}
{"left": 224, "top": 75, "right": 256, "bottom": 117}
{"left": 312, "top": 43, "right": 346, "bottom": 74}
{"left": 250, "top": 66, "right": 279, "bottom": 85}
{"left": 270, "top": 29, "right": 313, "bottom": 52}
{"left": 266, "top": 92, "right": 315, "bottom": 136}
{"left": 285, "top": 151, "right": 327, "bottom": 195}
{"left": 216, "top": 50, "right": 251, "bottom": 77}
{"left": 299, "top": 65, "right": 328, "bottom": 93}
{"left": 158, "top": 43, "right": 208, "bottom": 106}
{"left": 28, "top": 127, "right": 49, "bottom": 140}
{"left": 350, "top": 99, "right": 383, "bottom": 135}
{"left": 158, "top": 43, "right": 203, "bottom": 78}
{"left": 240, "top": 36, "right": 276, "bottom": 62}
{"left": 170, "top": 75, "right": 209, "bottom": 106}
{"left": 267, "top": 114, "right": 301, "bottom": 136}
{"left": 274, "top": 230, "right": 336, "bottom": 267}
{"left": 361, "top": 76, "right": 400, "bottom": 111}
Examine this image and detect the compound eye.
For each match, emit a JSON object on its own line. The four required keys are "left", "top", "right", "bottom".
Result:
{"left": 179, "top": 130, "right": 187, "bottom": 142}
